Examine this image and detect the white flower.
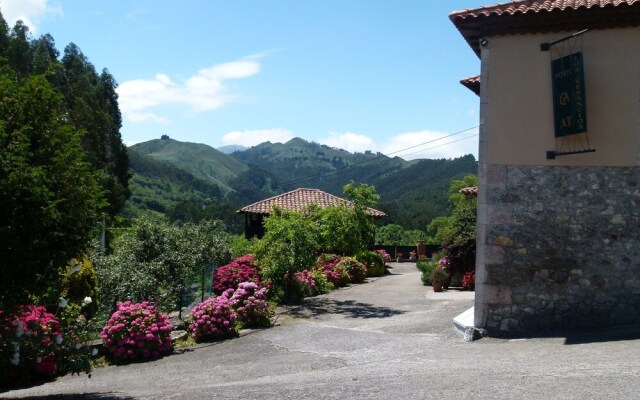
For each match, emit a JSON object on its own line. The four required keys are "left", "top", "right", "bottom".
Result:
{"left": 55, "top": 336, "right": 63, "bottom": 345}
{"left": 91, "top": 348, "right": 99, "bottom": 356}
{"left": 36, "top": 357, "right": 42, "bottom": 364}
{"left": 15, "top": 322, "right": 24, "bottom": 338}
{"left": 59, "top": 298, "right": 68, "bottom": 308}
{"left": 83, "top": 296, "right": 93, "bottom": 305}
{"left": 75, "top": 343, "right": 82, "bottom": 350}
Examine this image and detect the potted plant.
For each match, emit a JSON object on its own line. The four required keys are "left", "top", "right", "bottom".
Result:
{"left": 430, "top": 266, "right": 450, "bottom": 292}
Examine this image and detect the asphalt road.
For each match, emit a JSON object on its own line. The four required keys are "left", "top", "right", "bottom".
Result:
{"left": 3, "top": 262, "right": 640, "bottom": 399}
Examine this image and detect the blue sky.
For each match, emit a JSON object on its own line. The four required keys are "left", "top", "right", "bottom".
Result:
{"left": 1, "top": 0, "right": 490, "bottom": 160}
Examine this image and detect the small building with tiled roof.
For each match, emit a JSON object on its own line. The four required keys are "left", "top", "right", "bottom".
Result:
{"left": 451, "top": 0, "right": 640, "bottom": 336}
{"left": 237, "top": 188, "right": 386, "bottom": 238}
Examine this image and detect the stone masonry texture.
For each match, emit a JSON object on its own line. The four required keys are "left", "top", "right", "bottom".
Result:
{"left": 478, "top": 164, "right": 640, "bottom": 336}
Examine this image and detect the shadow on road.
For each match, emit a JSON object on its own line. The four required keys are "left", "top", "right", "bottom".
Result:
{"left": 281, "top": 298, "right": 406, "bottom": 320}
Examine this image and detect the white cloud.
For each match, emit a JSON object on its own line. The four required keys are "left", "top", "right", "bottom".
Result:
{"left": 221, "top": 128, "right": 294, "bottom": 147}
{"left": 315, "top": 128, "right": 478, "bottom": 160}
{"left": 127, "top": 112, "right": 169, "bottom": 125}
{"left": 117, "top": 58, "right": 261, "bottom": 123}
{"left": 0, "top": 0, "right": 62, "bottom": 34}
{"left": 317, "top": 132, "right": 377, "bottom": 153}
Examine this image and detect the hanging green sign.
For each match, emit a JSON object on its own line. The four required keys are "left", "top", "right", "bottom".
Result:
{"left": 551, "top": 52, "right": 587, "bottom": 138}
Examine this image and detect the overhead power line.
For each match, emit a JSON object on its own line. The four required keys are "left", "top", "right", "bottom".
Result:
{"left": 279, "top": 125, "right": 479, "bottom": 189}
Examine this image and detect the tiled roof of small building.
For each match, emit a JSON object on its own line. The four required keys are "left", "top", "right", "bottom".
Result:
{"left": 237, "top": 188, "right": 387, "bottom": 217}
{"left": 450, "top": 0, "right": 640, "bottom": 56}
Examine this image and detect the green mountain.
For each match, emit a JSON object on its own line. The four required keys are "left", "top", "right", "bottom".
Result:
{"left": 130, "top": 138, "right": 248, "bottom": 195}
{"left": 123, "top": 137, "right": 478, "bottom": 232}
{"left": 229, "top": 137, "right": 413, "bottom": 193}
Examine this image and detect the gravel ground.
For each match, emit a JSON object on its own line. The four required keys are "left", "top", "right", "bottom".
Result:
{"left": 3, "top": 262, "right": 640, "bottom": 400}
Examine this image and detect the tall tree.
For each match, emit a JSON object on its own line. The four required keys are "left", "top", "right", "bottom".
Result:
{"left": 0, "top": 73, "right": 106, "bottom": 306}
{"left": 61, "top": 43, "right": 130, "bottom": 217}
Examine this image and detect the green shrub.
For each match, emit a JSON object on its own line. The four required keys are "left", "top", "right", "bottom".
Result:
{"left": 355, "top": 251, "right": 385, "bottom": 277}
{"left": 230, "top": 235, "right": 258, "bottom": 258}
{"left": 61, "top": 257, "right": 98, "bottom": 318}
{"left": 416, "top": 259, "right": 437, "bottom": 286}
{"left": 336, "top": 257, "right": 367, "bottom": 283}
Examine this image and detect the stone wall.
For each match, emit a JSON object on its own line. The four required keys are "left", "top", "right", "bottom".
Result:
{"left": 476, "top": 164, "right": 640, "bottom": 336}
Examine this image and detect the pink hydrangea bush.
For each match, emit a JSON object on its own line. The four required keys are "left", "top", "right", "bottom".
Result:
{"left": 213, "top": 255, "right": 261, "bottom": 295}
{"left": 229, "top": 282, "right": 271, "bottom": 328}
{"left": 189, "top": 292, "right": 238, "bottom": 342}
{"left": 100, "top": 301, "right": 172, "bottom": 362}
{"left": 0, "top": 305, "right": 62, "bottom": 386}
{"left": 336, "top": 257, "right": 367, "bottom": 283}
{"left": 315, "top": 254, "right": 350, "bottom": 288}
{"left": 375, "top": 249, "right": 392, "bottom": 263}
{"left": 292, "top": 270, "right": 317, "bottom": 298}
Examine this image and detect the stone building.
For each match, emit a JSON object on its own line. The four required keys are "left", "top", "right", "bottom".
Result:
{"left": 451, "top": 0, "right": 640, "bottom": 336}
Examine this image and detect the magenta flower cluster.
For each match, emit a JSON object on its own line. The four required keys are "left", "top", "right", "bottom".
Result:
{"left": 229, "top": 282, "right": 271, "bottom": 328}
{"left": 438, "top": 257, "right": 451, "bottom": 271}
{"left": 213, "top": 255, "right": 261, "bottom": 295}
{"left": 189, "top": 292, "right": 238, "bottom": 342}
{"left": 375, "top": 249, "right": 392, "bottom": 263}
{"left": 1, "top": 305, "right": 62, "bottom": 382}
{"left": 316, "top": 255, "right": 350, "bottom": 287}
{"left": 100, "top": 301, "right": 172, "bottom": 361}
{"left": 294, "top": 270, "right": 316, "bottom": 289}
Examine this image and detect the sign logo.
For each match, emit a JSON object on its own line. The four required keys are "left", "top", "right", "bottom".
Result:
{"left": 551, "top": 52, "right": 587, "bottom": 138}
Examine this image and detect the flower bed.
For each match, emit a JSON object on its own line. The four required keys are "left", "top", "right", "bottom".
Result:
{"left": 213, "top": 255, "right": 261, "bottom": 295}
{"left": 100, "top": 301, "right": 172, "bottom": 362}
{"left": 189, "top": 292, "right": 238, "bottom": 342}
{"left": 229, "top": 282, "right": 271, "bottom": 328}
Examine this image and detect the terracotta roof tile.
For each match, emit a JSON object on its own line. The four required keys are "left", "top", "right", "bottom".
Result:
{"left": 450, "top": 0, "right": 640, "bottom": 56}
{"left": 237, "top": 188, "right": 387, "bottom": 217}
{"left": 460, "top": 74, "right": 481, "bottom": 96}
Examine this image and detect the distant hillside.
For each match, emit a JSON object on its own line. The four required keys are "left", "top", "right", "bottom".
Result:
{"left": 230, "top": 137, "right": 413, "bottom": 193}
{"left": 123, "top": 137, "right": 478, "bottom": 231}
{"left": 130, "top": 138, "right": 248, "bottom": 195}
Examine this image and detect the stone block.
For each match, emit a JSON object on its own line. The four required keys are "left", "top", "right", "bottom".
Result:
{"left": 478, "top": 283, "right": 512, "bottom": 305}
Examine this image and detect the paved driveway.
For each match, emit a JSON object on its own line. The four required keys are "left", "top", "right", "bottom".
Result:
{"left": 3, "top": 263, "right": 640, "bottom": 399}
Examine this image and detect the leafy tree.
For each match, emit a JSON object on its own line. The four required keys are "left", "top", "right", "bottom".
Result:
{"left": 376, "top": 224, "right": 406, "bottom": 256}
{"left": 343, "top": 181, "right": 380, "bottom": 252}
{"left": 254, "top": 207, "right": 319, "bottom": 301}
{"left": 91, "top": 216, "right": 232, "bottom": 314}
{"left": 0, "top": 73, "right": 106, "bottom": 306}
{"left": 427, "top": 174, "right": 478, "bottom": 273}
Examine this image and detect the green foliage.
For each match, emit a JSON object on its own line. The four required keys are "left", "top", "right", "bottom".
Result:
{"left": 0, "top": 72, "right": 106, "bottom": 306}
{"left": 430, "top": 267, "right": 450, "bottom": 285}
{"left": 375, "top": 224, "right": 425, "bottom": 247}
{"left": 355, "top": 251, "right": 385, "bottom": 277}
{"left": 416, "top": 258, "right": 437, "bottom": 285}
{"left": 343, "top": 181, "right": 380, "bottom": 253}
{"left": 60, "top": 257, "right": 98, "bottom": 318}
{"left": 254, "top": 207, "right": 319, "bottom": 301}
{"left": 91, "top": 216, "right": 232, "bottom": 314}
{"left": 230, "top": 235, "right": 259, "bottom": 258}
